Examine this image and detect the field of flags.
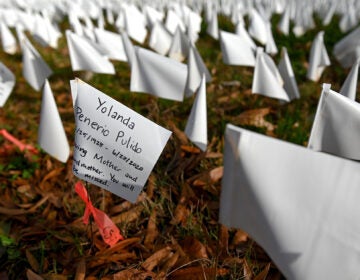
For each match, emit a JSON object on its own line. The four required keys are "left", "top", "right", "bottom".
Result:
{"left": 0, "top": 0, "right": 359, "bottom": 278}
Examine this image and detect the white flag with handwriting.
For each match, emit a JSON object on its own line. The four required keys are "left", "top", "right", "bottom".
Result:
{"left": 38, "top": 80, "right": 70, "bottom": 163}
{"left": 71, "top": 79, "right": 172, "bottom": 202}
{"left": 220, "top": 124, "right": 360, "bottom": 280}
{"left": 130, "top": 47, "right": 187, "bottom": 101}
{"left": 308, "top": 84, "right": 360, "bottom": 160}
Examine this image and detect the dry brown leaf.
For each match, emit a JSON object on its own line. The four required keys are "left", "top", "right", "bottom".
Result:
{"left": 180, "top": 145, "right": 201, "bottom": 154}
{"left": 231, "top": 229, "right": 249, "bottom": 247}
{"left": 181, "top": 237, "right": 208, "bottom": 260}
{"left": 205, "top": 152, "right": 222, "bottom": 158}
{"left": 160, "top": 251, "right": 180, "bottom": 274}
{"left": 168, "top": 266, "right": 228, "bottom": 280}
{"left": 170, "top": 204, "right": 190, "bottom": 225}
{"left": 42, "top": 274, "right": 68, "bottom": 280}
{"left": 112, "top": 205, "right": 144, "bottom": 224}
{"left": 39, "top": 168, "right": 64, "bottom": 190}
{"left": 236, "top": 108, "right": 275, "bottom": 134}
{"left": 243, "top": 259, "right": 253, "bottom": 280}
{"left": 74, "top": 258, "right": 86, "bottom": 280}
{"left": 98, "top": 237, "right": 141, "bottom": 256}
{"left": 26, "top": 249, "right": 40, "bottom": 273}
{"left": 141, "top": 246, "right": 173, "bottom": 271}
{"left": 88, "top": 252, "right": 137, "bottom": 268}
{"left": 146, "top": 174, "right": 156, "bottom": 199}
{"left": 209, "top": 166, "right": 223, "bottom": 183}
{"left": 168, "top": 122, "right": 189, "bottom": 145}
{"left": 26, "top": 269, "right": 44, "bottom": 280}
{"left": 113, "top": 268, "right": 156, "bottom": 280}
{"left": 253, "top": 263, "right": 271, "bottom": 280}
{"left": 144, "top": 208, "right": 159, "bottom": 249}
{"left": 218, "top": 225, "right": 229, "bottom": 256}
{"left": 0, "top": 195, "right": 48, "bottom": 215}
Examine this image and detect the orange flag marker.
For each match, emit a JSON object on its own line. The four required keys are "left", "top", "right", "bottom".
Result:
{"left": 75, "top": 181, "right": 124, "bottom": 246}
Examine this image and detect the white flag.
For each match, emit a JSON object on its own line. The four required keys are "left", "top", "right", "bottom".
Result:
{"left": 38, "top": 80, "right": 70, "bottom": 163}
{"left": 184, "top": 75, "right": 207, "bottom": 151}
{"left": 130, "top": 47, "right": 187, "bottom": 102}
{"left": 339, "top": 60, "right": 359, "bottom": 100}
{"left": 0, "top": 21, "right": 17, "bottom": 54}
{"left": 66, "top": 30, "right": 115, "bottom": 74}
{"left": 185, "top": 42, "right": 211, "bottom": 97}
{"left": 148, "top": 21, "right": 173, "bottom": 56}
{"left": 220, "top": 30, "right": 256, "bottom": 67}
{"left": 307, "top": 31, "right": 330, "bottom": 82}
{"left": 94, "top": 28, "right": 127, "bottom": 62}
{"left": 333, "top": 26, "right": 360, "bottom": 68}
{"left": 22, "top": 37, "right": 52, "bottom": 91}
{"left": 0, "top": 61, "right": 15, "bottom": 107}
{"left": 71, "top": 79, "right": 172, "bottom": 202}
{"left": 252, "top": 48, "right": 289, "bottom": 101}
{"left": 278, "top": 47, "right": 300, "bottom": 100}
{"left": 168, "top": 26, "right": 189, "bottom": 62}
{"left": 308, "top": 84, "right": 360, "bottom": 160}
{"left": 220, "top": 124, "right": 360, "bottom": 280}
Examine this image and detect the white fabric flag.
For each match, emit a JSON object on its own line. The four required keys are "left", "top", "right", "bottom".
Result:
{"left": 339, "top": 60, "right": 359, "bottom": 100}
{"left": 38, "top": 80, "right": 70, "bottom": 163}
{"left": 265, "top": 21, "right": 278, "bottom": 55}
{"left": 148, "top": 21, "right": 173, "bottom": 56}
{"left": 22, "top": 37, "right": 52, "bottom": 91}
{"left": 0, "top": 21, "right": 17, "bottom": 54}
{"left": 220, "top": 123, "right": 360, "bottom": 280}
{"left": 144, "top": 5, "right": 164, "bottom": 28}
{"left": 185, "top": 42, "right": 211, "bottom": 97}
{"left": 130, "top": 46, "right": 187, "bottom": 102}
{"left": 94, "top": 28, "right": 127, "bottom": 62}
{"left": 307, "top": 31, "right": 331, "bottom": 82}
{"left": 220, "top": 30, "right": 256, "bottom": 67}
{"left": 0, "top": 61, "right": 15, "bottom": 107}
{"left": 32, "top": 13, "right": 61, "bottom": 48}
{"left": 278, "top": 47, "right": 300, "bottom": 100}
{"left": 235, "top": 22, "right": 256, "bottom": 51}
{"left": 187, "top": 9, "right": 202, "bottom": 43}
{"left": 165, "top": 9, "right": 186, "bottom": 35}
{"left": 185, "top": 75, "right": 207, "bottom": 151}
{"left": 121, "top": 31, "right": 135, "bottom": 68}
{"left": 168, "top": 26, "right": 189, "bottom": 62}
{"left": 308, "top": 84, "right": 360, "bottom": 160}
{"left": 277, "top": 5, "right": 290, "bottom": 35}
{"left": 206, "top": 10, "right": 219, "bottom": 40}
{"left": 333, "top": 26, "right": 360, "bottom": 68}
{"left": 248, "top": 8, "right": 268, "bottom": 45}
{"left": 124, "top": 4, "right": 147, "bottom": 44}
{"left": 71, "top": 79, "right": 172, "bottom": 202}
{"left": 252, "top": 48, "right": 290, "bottom": 101}
{"left": 66, "top": 30, "right": 115, "bottom": 74}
